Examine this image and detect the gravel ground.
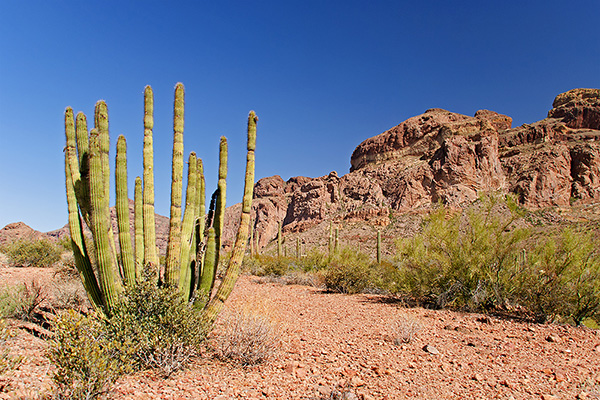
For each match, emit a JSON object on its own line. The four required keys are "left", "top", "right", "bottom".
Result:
{"left": 1, "top": 268, "right": 599, "bottom": 399}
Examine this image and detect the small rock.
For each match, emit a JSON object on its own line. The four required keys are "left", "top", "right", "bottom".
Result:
{"left": 541, "top": 395, "right": 559, "bottom": 400}
{"left": 594, "top": 344, "right": 600, "bottom": 352}
{"left": 423, "top": 344, "right": 440, "bottom": 355}
{"left": 554, "top": 372, "right": 566, "bottom": 382}
{"left": 473, "top": 373, "right": 484, "bottom": 382}
{"left": 350, "top": 376, "right": 365, "bottom": 387}
{"left": 546, "top": 334, "right": 560, "bottom": 343}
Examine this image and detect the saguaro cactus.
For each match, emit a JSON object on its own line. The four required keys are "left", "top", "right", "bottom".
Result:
{"left": 64, "top": 83, "right": 257, "bottom": 322}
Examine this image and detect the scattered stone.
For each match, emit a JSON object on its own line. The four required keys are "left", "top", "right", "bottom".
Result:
{"left": 423, "top": 345, "right": 440, "bottom": 355}
{"left": 546, "top": 334, "right": 560, "bottom": 343}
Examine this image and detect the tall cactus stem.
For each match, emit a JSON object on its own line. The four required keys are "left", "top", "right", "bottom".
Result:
{"left": 334, "top": 227, "right": 340, "bottom": 255}
{"left": 89, "top": 128, "right": 122, "bottom": 314}
{"left": 202, "top": 111, "right": 257, "bottom": 326}
{"left": 143, "top": 86, "right": 158, "bottom": 276}
{"left": 64, "top": 150, "right": 103, "bottom": 311}
{"left": 213, "top": 137, "right": 228, "bottom": 277}
{"left": 74, "top": 111, "right": 91, "bottom": 224}
{"left": 179, "top": 152, "right": 198, "bottom": 299}
{"left": 165, "top": 83, "right": 185, "bottom": 288}
{"left": 115, "top": 135, "right": 136, "bottom": 286}
{"left": 134, "top": 176, "right": 144, "bottom": 279}
{"left": 198, "top": 227, "right": 217, "bottom": 306}
{"left": 296, "top": 237, "right": 300, "bottom": 259}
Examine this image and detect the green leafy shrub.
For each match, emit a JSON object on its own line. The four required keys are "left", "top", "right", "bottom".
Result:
{"left": 1, "top": 238, "right": 62, "bottom": 268}
{"left": 104, "top": 279, "right": 208, "bottom": 378}
{"left": 394, "top": 196, "right": 529, "bottom": 309}
{"left": 48, "top": 310, "right": 129, "bottom": 400}
{"left": 514, "top": 229, "right": 600, "bottom": 324}
{"left": 323, "top": 247, "right": 375, "bottom": 294}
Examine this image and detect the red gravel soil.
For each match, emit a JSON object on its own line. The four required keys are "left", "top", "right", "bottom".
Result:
{"left": 1, "top": 267, "right": 599, "bottom": 400}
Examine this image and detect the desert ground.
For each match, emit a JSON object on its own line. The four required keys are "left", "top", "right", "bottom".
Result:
{"left": 0, "top": 265, "right": 599, "bottom": 400}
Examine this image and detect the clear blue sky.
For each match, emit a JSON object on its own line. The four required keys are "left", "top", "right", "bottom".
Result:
{"left": 1, "top": 1, "right": 599, "bottom": 232}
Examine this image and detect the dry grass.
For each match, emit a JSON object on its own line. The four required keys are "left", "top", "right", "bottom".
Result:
{"left": 391, "top": 314, "right": 422, "bottom": 345}
{"left": 211, "top": 298, "right": 281, "bottom": 366}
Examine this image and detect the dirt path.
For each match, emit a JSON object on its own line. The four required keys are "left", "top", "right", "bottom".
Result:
{"left": 1, "top": 268, "right": 599, "bottom": 399}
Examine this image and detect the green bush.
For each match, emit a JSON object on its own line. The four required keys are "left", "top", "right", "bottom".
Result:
{"left": 394, "top": 196, "right": 529, "bottom": 309}
{"left": 104, "top": 278, "right": 208, "bottom": 378}
{"left": 514, "top": 229, "right": 600, "bottom": 324}
{"left": 323, "top": 247, "right": 375, "bottom": 294}
{"left": 1, "top": 238, "right": 62, "bottom": 268}
{"left": 48, "top": 310, "right": 128, "bottom": 400}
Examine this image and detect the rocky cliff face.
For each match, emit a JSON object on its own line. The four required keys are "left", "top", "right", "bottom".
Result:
{"left": 240, "top": 88, "right": 600, "bottom": 249}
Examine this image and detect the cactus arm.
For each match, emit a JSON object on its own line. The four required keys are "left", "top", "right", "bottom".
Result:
{"left": 134, "top": 176, "right": 144, "bottom": 280}
{"left": 212, "top": 137, "right": 228, "bottom": 276}
{"left": 178, "top": 152, "right": 198, "bottom": 299}
{"left": 89, "top": 128, "right": 123, "bottom": 314}
{"left": 143, "top": 86, "right": 159, "bottom": 275}
{"left": 197, "top": 227, "right": 217, "bottom": 307}
{"left": 165, "top": 83, "right": 186, "bottom": 288}
{"left": 95, "top": 101, "right": 111, "bottom": 204}
{"left": 115, "top": 135, "right": 136, "bottom": 286}
{"left": 197, "top": 159, "right": 206, "bottom": 243}
{"left": 202, "top": 111, "right": 257, "bottom": 326}
{"left": 65, "top": 146, "right": 103, "bottom": 311}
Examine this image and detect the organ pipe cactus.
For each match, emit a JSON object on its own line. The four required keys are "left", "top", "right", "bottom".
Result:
{"left": 64, "top": 83, "right": 257, "bottom": 322}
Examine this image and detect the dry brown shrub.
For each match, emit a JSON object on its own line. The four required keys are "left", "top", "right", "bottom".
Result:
{"left": 392, "top": 314, "right": 422, "bottom": 345}
{"left": 211, "top": 298, "right": 281, "bottom": 365}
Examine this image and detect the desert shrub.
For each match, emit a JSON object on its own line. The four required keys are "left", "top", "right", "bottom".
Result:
{"left": 52, "top": 279, "right": 90, "bottom": 312}
{"left": 0, "top": 319, "right": 22, "bottom": 377}
{"left": 212, "top": 299, "right": 279, "bottom": 365}
{"left": 394, "top": 196, "right": 529, "bottom": 309}
{"left": 48, "top": 310, "right": 129, "bottom": 400}
{"left": 0, "top": 280, "right": 46, "bottom": 321}
{"left": 104, "top": 279, "right": 208, "bottom": 378}
{"left": 323, "top": 247, "right": 375, "bottom": 294}
{"left": 1, "top": 238, "right": 62, "bottom": 268}
{"left": 391, "top": 314, "right": 422, "bottom": 345}
{"left": 513, "top": 229, "right": 600, "bottom": 324}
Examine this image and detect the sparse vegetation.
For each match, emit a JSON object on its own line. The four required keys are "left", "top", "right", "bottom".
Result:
{"left": 104, "top": 277, "right": 208, "bottom": 378}
{"left": 211, "top": 299, "right": 280, "bottom": 365}
{"left": 391, "top": 314, "right": 422, "bottom": 345}
{"left": 48, "top": 310, "right": 129, "bottom": 400}
{"left": 0, "top": 280, "right": 46, "bottom": 322}
{"left": 0, "top": 320, "right": 22, "bottom": 377}
{"left": 1, "top": 238, "right": 62, "bottom": 268}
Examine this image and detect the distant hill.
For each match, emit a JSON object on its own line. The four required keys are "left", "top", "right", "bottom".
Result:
{"left": 3, "top": 88, "right": 599, "bottom": 258}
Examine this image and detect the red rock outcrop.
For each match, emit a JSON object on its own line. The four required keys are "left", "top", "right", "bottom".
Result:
{"left": 231, "top": 88, "right": 600, "bottom": 249}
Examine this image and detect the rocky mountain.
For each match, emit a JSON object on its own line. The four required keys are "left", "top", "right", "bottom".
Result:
{"left": 3, "top": 88, "right": 599, "bottom": 257}
{"left": 242, "top": 88, "right": 600, "bottom": 250}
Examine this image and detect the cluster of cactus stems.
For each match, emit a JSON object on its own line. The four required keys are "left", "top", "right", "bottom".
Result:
{"left": 64, "top": 83, "right": 257, "bottom": 326}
